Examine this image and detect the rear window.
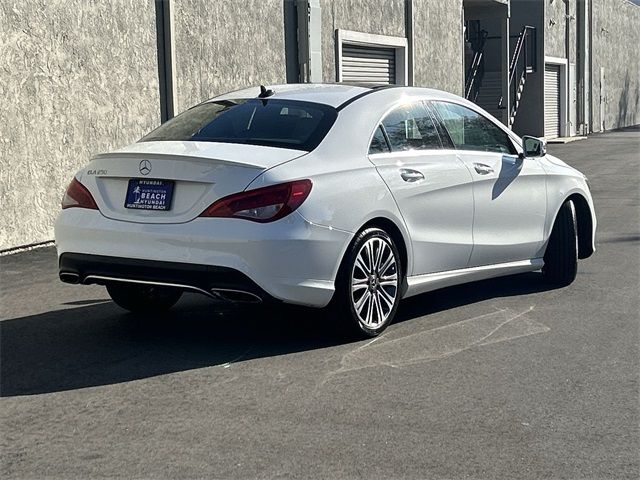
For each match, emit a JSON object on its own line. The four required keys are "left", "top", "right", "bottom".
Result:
{"left": 140, "top": 99, "right": 338, "bottom": 151}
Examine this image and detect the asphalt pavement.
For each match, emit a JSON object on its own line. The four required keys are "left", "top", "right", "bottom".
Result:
{"left": 1, "top": 128, "right": 639, "bottom": 479}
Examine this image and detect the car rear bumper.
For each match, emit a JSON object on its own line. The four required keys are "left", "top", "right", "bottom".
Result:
{"left": 59, "top": 253, "right": 277, "bottom": 303}
{"left": 55, "top": 209, "right": 353, "bottom": 307}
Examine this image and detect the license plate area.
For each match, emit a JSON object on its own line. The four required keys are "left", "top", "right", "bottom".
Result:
{"left": 125, "top": 179, "right": 175, "bottom": 211}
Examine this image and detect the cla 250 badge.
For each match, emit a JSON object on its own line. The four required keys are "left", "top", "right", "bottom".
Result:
{"left": 87, "top": 169, "right": 107, "bottom": 175}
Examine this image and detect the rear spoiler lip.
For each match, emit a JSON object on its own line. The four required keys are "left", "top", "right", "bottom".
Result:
{"left": 92, "top": 151, "right": 270, "bottom": 170}
{"left": 94, "top": 141, "right": 310, "bottom": 170}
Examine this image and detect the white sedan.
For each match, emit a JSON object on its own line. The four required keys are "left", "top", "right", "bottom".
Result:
{"left": 55, "top": 83, "right": 596, "bottom": 337}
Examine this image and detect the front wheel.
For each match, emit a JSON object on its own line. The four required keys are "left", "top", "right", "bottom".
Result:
{"left": 106, "top": 282, "right": 183, "bottom": 313}
{"left": 542, "top": 200, "right": 578, "bottom": 286}
{"left": 332, "top": 228, "right": 403, "bottom": 338}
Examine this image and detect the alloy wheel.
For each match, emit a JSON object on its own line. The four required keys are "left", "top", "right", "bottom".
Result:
{"left": 350, "top": 236, "right": 399, "bottom": 329}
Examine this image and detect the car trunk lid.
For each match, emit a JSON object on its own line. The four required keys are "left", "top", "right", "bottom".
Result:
{"left": 79, "top": 141, "right": 306, "bottom": 224}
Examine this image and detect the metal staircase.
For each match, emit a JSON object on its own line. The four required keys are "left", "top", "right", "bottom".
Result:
{"left": 474, "top": 71, "right": 503, "bottom": 120}
{"left": 469, "top": 26, "right": 536, "bottom": 126}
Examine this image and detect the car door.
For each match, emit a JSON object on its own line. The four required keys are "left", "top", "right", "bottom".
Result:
{"left": 431, "top": 101, "right": 547, "bottom": 267}
{"left": 368, "top": 101, "right": 475, "bottom": 275}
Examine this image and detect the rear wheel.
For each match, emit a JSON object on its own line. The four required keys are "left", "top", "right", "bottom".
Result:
{"left": 332, "top": 228, "right": 402, "bottom": 338}
{"left": 106, "top": 282, "right": 183, "bottom": 313}
{"left": 542, "top": 200, "right": 578, "bottom": 286}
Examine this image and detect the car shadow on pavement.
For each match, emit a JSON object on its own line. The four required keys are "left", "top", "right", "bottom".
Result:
{"left": 0, "top": 272, "right": 555, "bottom": 397}
{"left": 395, "top": 272, "right": 554, "bottom": 323}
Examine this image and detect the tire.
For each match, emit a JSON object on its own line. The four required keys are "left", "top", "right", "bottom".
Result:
{"left": 106, "top": 282, "right": 183, "bottom": 313}
{"left": 331, "top": 227, "right": 403, "bottom": 338}
{"left": 542, "top": 200, "right": 578, "bottom": 286}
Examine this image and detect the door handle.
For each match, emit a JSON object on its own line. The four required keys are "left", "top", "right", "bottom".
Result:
{"left": 400, "top": 168, "right": 425, "bottom": 182}
{"left": 473, "top": 163, "right": 494, "bottom": 175}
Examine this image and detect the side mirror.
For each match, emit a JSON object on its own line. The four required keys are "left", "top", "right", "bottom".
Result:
{"left": 522, "top": 135, "right": 547, "bottom": 158}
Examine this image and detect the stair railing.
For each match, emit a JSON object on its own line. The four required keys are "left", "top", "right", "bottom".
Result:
{"left": 498, "top": 26, "right": 536, "bottom": 124}
{"left": 465, "top": 30, "right": 489, "bottom": 102}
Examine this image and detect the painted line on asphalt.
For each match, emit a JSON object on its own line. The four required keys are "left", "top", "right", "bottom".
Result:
{"left": 327, "top": 306, "right": 547, "bottom": 378}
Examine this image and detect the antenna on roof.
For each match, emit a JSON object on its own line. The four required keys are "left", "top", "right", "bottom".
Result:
{"left": 258, "top": 85, "right": 275, "bottom": 98}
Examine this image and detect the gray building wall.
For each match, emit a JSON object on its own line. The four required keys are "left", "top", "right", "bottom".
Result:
{"left": 173, "top": 0, "right": 287, "bottom": 113}
{"left": 510, "top": 0, "right": 640, "bottom": 136}
{"left": 320, "top": 0, "right": 406, "bottom": 83}
{"left": 413, "top": 0, "right": 464, "bottom": 94}
{"left": 2, "top": 0, "right": 635, "bottom": 251}
{"left": 544, "top": 0, "right": 577, "bottom": 62}
{"left": 320, "top": 0, "right": 464, "bottom": 95}
{"left": 0, "top": 0, "right": 160, "bottom": 250}
{"left": 591, "top": 0, "right": 640, "bottom": 131}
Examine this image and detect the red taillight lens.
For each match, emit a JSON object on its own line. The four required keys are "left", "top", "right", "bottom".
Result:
{"left": 61, "top": 178, "right": 98, "bottom": 210}
{"left": 199, "top": 180, "right": 312, "bottom": 222}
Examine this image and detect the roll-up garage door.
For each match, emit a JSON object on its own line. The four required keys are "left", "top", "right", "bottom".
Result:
{"left": 341, "top": 44, "right": 396, "bottom": 85}
{"left": 544, "top": 64, "right": 561, "bottom": 138}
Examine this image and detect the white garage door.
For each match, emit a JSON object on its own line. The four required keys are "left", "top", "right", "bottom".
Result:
{"left": 544, "top": 64, "right": 561, "bottom": 138}
{"left": 341, "top": 44, "right": 396, "bottom": 85}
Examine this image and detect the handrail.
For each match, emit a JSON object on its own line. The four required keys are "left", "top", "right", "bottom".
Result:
{"left": 498, "top": 26, "right": 537, "bottom": 123}
{"left": 508, "top": 26, "right": 535, "bottom": 84}
{"left": 465, "top": 30, "right": 488, "bottom": 101}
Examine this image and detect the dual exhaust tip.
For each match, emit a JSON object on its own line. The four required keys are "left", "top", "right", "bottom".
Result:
{"left": 59, "top": 272, "right": 262, "bottom": 303}
{"left": 60, "top": 272, "right": 81, "bottom": 284}
{"left": 210, "top": 288, "right": 262, "bottom": 303}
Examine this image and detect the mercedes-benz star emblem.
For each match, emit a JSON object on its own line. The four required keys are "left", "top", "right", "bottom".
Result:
{"left": 139, "top": 159, "right": 152, "bottom": 175}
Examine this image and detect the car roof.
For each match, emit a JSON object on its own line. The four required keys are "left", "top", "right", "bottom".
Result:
{"left": 207, "top": 83, "right": 463, "bottom": 109}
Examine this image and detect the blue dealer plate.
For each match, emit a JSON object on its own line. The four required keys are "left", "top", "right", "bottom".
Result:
{"left": 125, "top": 179, "right": 174, "bottom": 211}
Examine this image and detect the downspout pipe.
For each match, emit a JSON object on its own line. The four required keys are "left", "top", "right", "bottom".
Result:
{"left": 564, "top": 0, "right": 571, "bottom": 136}
{"left": 155, "top": 0, "right": 177, "bottom": 121}
{"left": 577, "top": 0, "right": 590, "bottom": 134}
{"left": 296, "top": 0, "right": 322, "bottom": 83}
{"left": 405, "top": 0, "right": 414, "bottom": 86}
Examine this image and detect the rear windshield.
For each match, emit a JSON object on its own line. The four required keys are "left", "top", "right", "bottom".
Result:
{"left": 140, "top": 99, "right": 338, "bottom": 151}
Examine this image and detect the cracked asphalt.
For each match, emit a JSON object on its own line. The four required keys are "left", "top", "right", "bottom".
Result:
{"left": 1, "top": 128, "right": 639, "bottom": 479}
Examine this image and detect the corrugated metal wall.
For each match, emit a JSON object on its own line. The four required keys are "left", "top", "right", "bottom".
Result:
{"left": 341, "top": 44, "right": 396, "bottom": 84}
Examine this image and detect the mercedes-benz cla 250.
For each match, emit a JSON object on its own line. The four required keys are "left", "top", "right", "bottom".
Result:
{"left": 56, "top": 84, "right": 596, "bottom": 337}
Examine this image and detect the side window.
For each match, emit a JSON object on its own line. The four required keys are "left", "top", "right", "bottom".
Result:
{"left": 369, "top": 125, "right": 390, "bottom": 154}
{"left": 432, "top": 102, "right": 516, "bottom": 154}
{"left": 381, "top": 102, "right": 442, "bottom": 152}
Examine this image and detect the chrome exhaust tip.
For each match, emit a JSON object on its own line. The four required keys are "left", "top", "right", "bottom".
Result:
{"left": 210, "top": 288, "right": 262, "bottom": 303}
{"left": 60, "top": 272, "right": 81, "bottom": 284}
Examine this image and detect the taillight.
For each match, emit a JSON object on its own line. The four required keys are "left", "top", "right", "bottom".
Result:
{"left": 199, "top": 180, "right": 312, "bottom": 222}
{"left": 61, "top": 177, "right": 98, "bottom": 210}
